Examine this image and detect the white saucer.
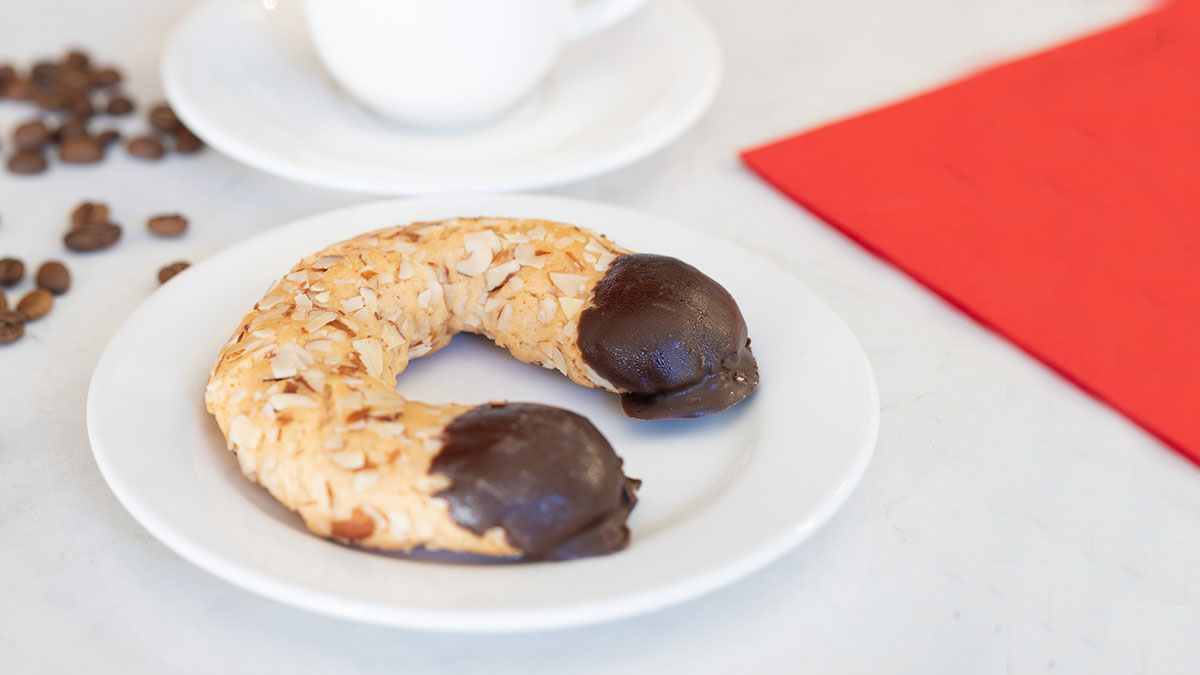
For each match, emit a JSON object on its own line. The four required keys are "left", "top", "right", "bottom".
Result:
{"left": 87, "top": 194, "right": 877, "bottom": 632}
{"left": 161, "top": 0, "right": 721, "bottom": 194}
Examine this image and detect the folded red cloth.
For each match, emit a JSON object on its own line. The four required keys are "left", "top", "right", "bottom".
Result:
{"left": 742, "top": 1, "right": 1200, "bottom": 464}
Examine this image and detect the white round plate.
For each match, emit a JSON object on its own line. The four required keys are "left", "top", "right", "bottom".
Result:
{"left": 87, "top": 194, "right": 878, "bottom": 632}
{"left": 161, "top": 0, "right": 721, "bottom": 194}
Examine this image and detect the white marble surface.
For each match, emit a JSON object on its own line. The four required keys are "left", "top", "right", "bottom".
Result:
{"left": 2, "top": 0, "right": 1197, "bottom": 672}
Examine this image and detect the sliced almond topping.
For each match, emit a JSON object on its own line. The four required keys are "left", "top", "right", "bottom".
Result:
{"left": 330, "top": 449, "right": 366, "bottom": 470}
{"left": 270, "top": 351, "right": 300, "bottom": 379}
{"left": 360, "top": 287, "right": 378, "bottom": 311}
{"left": 584, "top": 238, "right": 606, "bottom": 254}
{"left": 352, "top": 307, "right": 373, "bottom": 325}
{"left": 484, "top": 260, "right": 521, "bottom": 291}
{"left": 558, "top": 296, "right": 584, "bottom": 319}
{"left": 285, "top": 270, "right": 308, "bottom": 284}
{"left": 549, "top": 273, "right": 587, "bottom": 297}
{"left": 455, "top": 248, "right": 493, "bottom": 277}
{"left": 352, "top": 338, "right": 385, "bottom": 380}
{"left": 381, "top": 323, "right": 404, "bottom": 349}
{"left": 514, "top": 244, "right": 545, "bottom": 269}
{"left": 340, "top": 296, "right": 365, "bottom": 313}
{"left": 595, "top": 251, "right": 617, "bottom": 272}
{"left": 442, "top": 282, "right": 458, "bottom": 305}
{"left": 294, "top": 293, "right": 313, "bottom": 314}
{"left": 228, "top": 414, "right": 262, "bottom": 452}
{"left": 527, "top": 226, "right": 548, "bottom": 240}
{"left": 408, "top": 343, "right": 433, "bottom": 358}
{"left": 497, "top": 304, "right": 513, "bottom": 332}
{"left": 503, "top": 233, "right": 530, "bottom": 244}
{"left": 463, "top": 229, "right": 502, "bottom": 254}
{"left": 313, "top": 290, "right": 332, "bottom": 304}
{"left": 304, "top": 311, "right": 339, "bottom": 333}
{"left": 396, "top": 260, "right": 416, "bottom": 280}
{"left": 323, "top": 435, "right": 345, "bottom": 451}
{"left": 373, "top": 422, "right": 406, "bottom": 439}
{"left": 581, "top": 363, "right": 619, "bottom": 392}
{"left": 507, "top": 277, "right": 524, "bottom": 293}
{"left": 550, "top": 346, "right": 569, "bottom": 374}
{"left": 310, "top": 473, "right": 331, "bottom": 510}
{"left": 303, "top": 368, "right": 326, "bottom": 393}
{"left": 354, "top": 471, "right": 380, "bottom": 492}
{"left": 310, "top": 255, "right": 342, "bottom": 270}
{"left": 538, "top": 297, "right": 559, "bottom": 323}
{"left": 417, "top": 289, "right": 432, "bottom": 308}
{"left": 305, "top": 339, "right": 332, "bottom": 351}
{"left": 463, "top": 314, "right": 482, "bottom": 328}
{"left": 268, "top": 393, "right": 319, "bottom": 410}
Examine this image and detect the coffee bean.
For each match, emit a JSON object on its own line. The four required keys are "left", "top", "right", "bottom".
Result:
{"left": 6, "top": 149, "right": 47, "bottom": 175}
{"left": 31, "top": 61, "right": 59, "bottom": 84}
{"left": 0, "top": 258, "right": 24, "bottom": 286}
{"left": 17, "top": 288, "right": 53, "bottom": 320}
{"left": 97, "top": 131, "right": 119, "bottom": 147}
{"left": 0, "top": 65, "right": 13, "bottom": 89}
{"left": 174, "top": 128, "right": 204, "bottom": 153}
{"left": 91, "top": 67, "right": 121, "bottom": 88}
{"left": 0, "top": 289, "right": 6, "bottom": 313}
{"left": 158, "top": 261, "right": 190, "bottom": 284}
{"left": 147, "top": 214, "right": 188, "bottom": 237}
{"left": 0, "top": 310, "right": 24, "bottom": 345}
{"left": 106, "top": 95, "right": 133, "bottom": 116}
{"left": 71, "top": 201, "right": 110, "bottom": 229}
{"left": 67, "top": 94, "right": 94, "bottom": 118}
{"left": 13, "top": 119, "right": 50, "bottom": 150}
{"left": 2, "top": 76, "right": 31, "bottom": 100}
{"left": 58, "top": 136, "right": 104, "bottom": 163}
{"left": 36, "top": 261, "right": 70, "bottom": 294}
{"left": 64, "top": 222, "right": 121, "bottom": 251}
{"left": 148, "top": 104, "right": 182, "bottom": 133}
{"left": 30, "top": 87, "right": 70, "bottom": 111}
{"left": 56, "top": 118, "right": 89, "bottom": 142}
{"left": 127, "top": 136, "right": 164, "bottom": 160}
{"left": 66, "top": 49, "right": 90, "bottom": 71}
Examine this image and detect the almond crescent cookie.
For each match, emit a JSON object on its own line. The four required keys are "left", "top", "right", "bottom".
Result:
{"left": 204, "top": 217, "right": 758, "bottom": 560}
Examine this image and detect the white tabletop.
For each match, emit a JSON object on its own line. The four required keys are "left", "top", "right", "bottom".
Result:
{"left": 4, "top": 0, "right": 1197, "bottom": 672}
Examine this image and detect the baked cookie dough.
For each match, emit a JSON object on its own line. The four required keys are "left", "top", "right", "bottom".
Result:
{"left": 205, "top": 217, "right": 757, "bottom": 560}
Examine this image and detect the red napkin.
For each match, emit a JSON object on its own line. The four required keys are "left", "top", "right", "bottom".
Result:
{"left": 742, "top": 1, "right": 1200, "bottom": 465}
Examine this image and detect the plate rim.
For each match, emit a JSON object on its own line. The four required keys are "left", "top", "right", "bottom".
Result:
{"left": 87, "top": 194, "right": 879, "bottom": 632}
{"left": 160, "top": 0, "right": 722, "bottom": 195}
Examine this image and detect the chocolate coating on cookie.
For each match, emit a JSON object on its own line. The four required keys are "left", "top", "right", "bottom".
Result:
{"left": 578, "top": 254, "right": 758, "bottom": 419}
{"left": 431, "top": 403, "right": 640, "bottom": 561}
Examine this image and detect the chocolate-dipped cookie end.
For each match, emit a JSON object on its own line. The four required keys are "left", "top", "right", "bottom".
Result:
{"left": 579, "top": 253, "right": 759, "bottom": 420}
{"left": 431, "top": 403, "right": 639, "bottom": 561}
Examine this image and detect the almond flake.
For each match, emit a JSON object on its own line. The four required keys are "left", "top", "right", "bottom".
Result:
{"left": 463, "top": 229, "right": 501, "bottom": 254}
{"left": 373, "top": 422, "right": 407, "bottom": 439}
{"left": 550, "top": 347, "right": 568, "bottom": 374}
{"left": 268, "top": 393, "right": 319, "bottom": 410}
{"left": 503, "top": 233, "right": 530, "bottom": 244}
{"left": 285, "top": 271, "right": 308, "bottom": 284}
{"left": 527, "top": 226, "right": 548, "bottom": 240}
{"left": 270, "top": 352, "right": 301, "bottom": 379}
{"left": 310, "top": 474, "right": 331, "bottom": 509}
{"left": 352, "top": 338, "right": 385, "bottom": 379}
{"left": 455, "top": 248, "right": 492, "bottom": 277}
{"left": 417, "top": 289, "right": 432, "bottom": 308}
{"left": 514, "top": 244, "right": 545, "bottom": 268}
{"left": 558, "top": 297, "right": 584, "bottom": 319}
{"left": 408, "top": 343, "right": 433, "bottom": 358}
{"left": 549, "top": 273, "right": 587, "bottom": 297}
{"left": 341, "top": 296, "right": 365, "bottom": 313}
{"left": 229, "top": 414, "right": 262, "bottom": 452}
{"left": 294, "top": 293, "right": 313, "bottom": 313}
{"left": 310, "top": 255, "right": 342, "bottom": 270}
{"left": 354, "top": 471, "right": 380, "bottom": 492}
{"left": 595, "top": 252, "right": 617, "bottom": 272}
{"left": 538, "top": 297, "right": 558, "bottom": 323}
{"left": 497, "top": 304, "right": 513, "bottom": 331}
{"left": 305, "top": 311, "right": 339, "bottom": 333}
{"left": 330, "top": 449, "right": 366, "bottom": 470}
{"left": 484, "top": 260, "right": 521, "bottom": 291}
{"left": 305, "top": 339, "right": 332, "bottom": 351}
{"left": 381, "top": 323, "right": 404, "bottom": 349}
{"left": 352, "top": 307, "right": 373, "bottom": 325}
{"left": 313, "top": 290, "right": 332, "bottom": 303}
{"left": 396, "top": 260, "right": 416, "bottom": 280}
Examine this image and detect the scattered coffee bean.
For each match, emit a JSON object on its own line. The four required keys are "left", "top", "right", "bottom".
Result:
{"left": 147, "top": 213, "right": 188, "bottom": 237}
{"left": 13, "top": 119, "right": 50, "bottom": 150}
{"left": 148, "top": 103, "right": 182, "bottom": 133}
{"left": 17, "top": 288, "right": 53, "bottom": 320}
{"left": 127, "top": 136, "right": 164, "bottom": 160}
{"left": 36, "top": 261, "right": 70, "bottom": 295}
{"left": 97, "top": 129, "right": 120, "bottom": 146}
{"left": 91, "top": 67, "right": 121, "bottom": 88}
{"left": 58, "top": 136, "right": 104, "bottom": 163}
{"left": 0, "top": 310, "right": 24, "bottom": 345}
{"left": 71, "top": 201, "right": 109, "bottom": 229}
{"left": 106, "top": 95, "right": 133, "bottom": 116}
{"left": 56, "top": 118, "right": 89, "bottom": 142}
{"left": 65, "top": 49, "right": 90, "bottom": 71}
{"left": 172, "top": 128, "right": 204, "bottom": 153}
{"left": 6, "top": 149, "right": 47, "bottom": 174}
{"left": 64, "top": 222, "right": 121, "bottom": 251}
{"left": 30, "top": 87, "right": 69, "bottom": 111}
{"left": 2, "top": 76, "right": 31, "bottom": 100}
{"left": 67, "top": 95, "right": 94, "bottom": 118}
{"left": 0, "top": 258, "right": 24, "bottom": 286}
{"left": 158, "top": 261, "right": 190, "bottom": 284}
{"left": 0, "top": 289, "right": 6, "bottom": 312}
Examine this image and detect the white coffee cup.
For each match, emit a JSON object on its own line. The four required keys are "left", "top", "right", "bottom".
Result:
{"left": 301, "top": 0, "right": 647, "bottom": 128}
